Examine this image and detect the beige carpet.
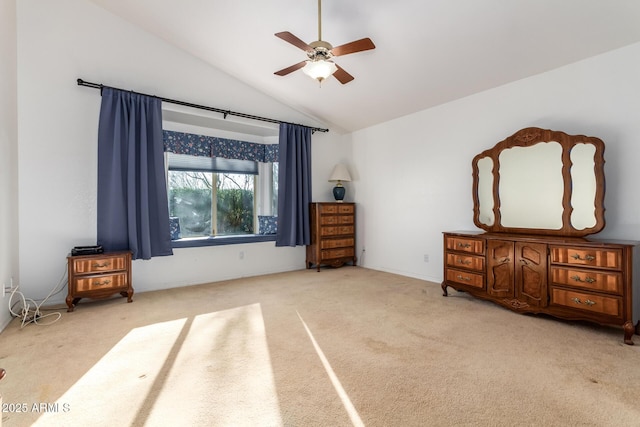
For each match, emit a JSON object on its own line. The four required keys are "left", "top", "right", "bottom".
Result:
{"left": 0, "top": 267, "right": 639, "bottom": 426}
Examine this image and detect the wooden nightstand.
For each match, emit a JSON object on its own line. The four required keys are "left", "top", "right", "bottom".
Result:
{"left": 66, "top": 251, "right": 133, "bottom": 312}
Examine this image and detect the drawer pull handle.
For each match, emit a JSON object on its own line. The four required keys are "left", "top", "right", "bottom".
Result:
{"left": 92, "top": 262, "right": 111, "bottom": 268}
{"left": 94, "top": 280, "right": 111, "bottom": 286}
{"left": 456, "top": 274, "right": 471, "bottom": 282}
{"left": 457, "top": 258, "right": 471, "bottom": 265}
{"left": 500, "top": 257, "right": 510, "bottom": 263}
{"left": 571, "top": 253, "right": 595, "bottom": 262}
{"left": 570, "top": 297, "right": 595, "bottom": 306}
{"left": 457, "top": 243, "right": 471, "bottom": 249}
{"left": 570, "top": 275, "right": 596, "bottom": 284}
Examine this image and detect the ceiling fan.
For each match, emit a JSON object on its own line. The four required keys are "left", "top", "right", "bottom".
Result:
{"left": 274, "top": 0, "right": 375, "bottom": 85}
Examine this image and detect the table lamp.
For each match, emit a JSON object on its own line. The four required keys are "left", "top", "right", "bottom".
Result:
{"left": 329, "top": 164, "right": 352, "bottom": 202}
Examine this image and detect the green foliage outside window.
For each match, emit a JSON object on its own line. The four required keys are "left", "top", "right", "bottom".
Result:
{"left": 168, "top": 171, "right": 254, "bottom": 238}
{"left": 216, "top": 188, "right": 254, "bottom": 235}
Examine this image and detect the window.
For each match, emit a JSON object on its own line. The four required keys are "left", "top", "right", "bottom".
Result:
{"left": 167, "top": 153, "right": 277, "bottom": 241}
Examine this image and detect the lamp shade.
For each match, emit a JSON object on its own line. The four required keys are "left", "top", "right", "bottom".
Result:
{"left": 329, "top": 164, "right": 352, "bottom": 182}
{"left": 302, "top": 59, "right": 338, "bottom": 82}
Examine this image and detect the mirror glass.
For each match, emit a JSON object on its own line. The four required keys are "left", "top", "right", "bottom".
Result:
{"left": 477, "top": 157, "right": 494, "bottom": 226}
{"left": 498, "top": 142, "right": 563, "bottom": 229}
{"left": 472, "top": 127, "right": 605, "bottom": 236}
{"left": 570, "top": 143, "right": 597, "bottom": 230}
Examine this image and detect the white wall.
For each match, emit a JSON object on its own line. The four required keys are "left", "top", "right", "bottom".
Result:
{"left": 16, "top": 0, "right": 640, "bottom": 312}
{"left": 15, "top": 0, "right": 349, "bottom": 305}
{"left": 0, "top": 0, "right": 18, "bottom": 329}
{"left": 352, "top": 41, "right": 640, "bottom": 282}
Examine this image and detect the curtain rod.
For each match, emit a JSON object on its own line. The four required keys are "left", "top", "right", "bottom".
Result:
{"left": 76, "top": 78, "right": 329, "bottom": 134}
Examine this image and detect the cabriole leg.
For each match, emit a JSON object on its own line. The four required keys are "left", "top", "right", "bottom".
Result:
{"left": 441, "top": 282, "right": 449, "bottom": 296}
{"left": 623, "top": 321, "right": 635, "bottom": 345}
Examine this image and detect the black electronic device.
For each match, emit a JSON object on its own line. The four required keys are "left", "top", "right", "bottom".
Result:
{"left": 71, "top": 245, "right": 104, "bottom": 256}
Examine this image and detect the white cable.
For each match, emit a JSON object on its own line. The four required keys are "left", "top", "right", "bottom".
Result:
{"left": 7, "top": 262, "right": 67, "bottom": 328}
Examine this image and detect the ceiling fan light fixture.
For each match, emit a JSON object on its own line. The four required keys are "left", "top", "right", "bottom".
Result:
{"left": 274, "top": 0, "right": 374, "bottom": 84}
{"left": 302, "top": 59, "right": 337, "bottom": 82}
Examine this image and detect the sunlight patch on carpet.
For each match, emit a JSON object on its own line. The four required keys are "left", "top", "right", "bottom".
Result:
{"left": 297, "top": 311, "right": 365, "bottom": 427}
{"left": 33, "top": 304, "right": 282, "bottom": 427}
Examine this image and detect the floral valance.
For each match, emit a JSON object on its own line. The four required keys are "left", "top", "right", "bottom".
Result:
{"left": 163, "top": 130, "right": 278, "bottom": 163}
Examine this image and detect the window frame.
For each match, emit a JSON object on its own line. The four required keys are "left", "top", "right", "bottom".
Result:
{"left": 166, "top": 155, "right": 277, "bottom": 248}
{"left": 171, "top": 233, "right": 275, "bottom": 248}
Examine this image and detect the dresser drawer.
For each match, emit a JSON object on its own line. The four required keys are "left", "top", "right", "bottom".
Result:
{"left": 445, "top": 268, "right": 484, "bottom": 289}
{"left": 550, "top": 288, "right": 622, "bottom": 318}
{"left": 320, "top": 225, "right": 354, "bottom": 236}
{"left": 337, "top": 204, "right": 354, "bottom": 214}
{"left": 320, "top": 215, "right": 354, "bottom": 225}
{"left": 319, "top": 204, "right": 354, "bottom": 214}
{"left": 446, "top": 253, "right": 484, "bottom": 272}
{"left": 322, "top": 247, "right": 355, "bottom": 260}
{"left": 319, "top": 204, "right": 338, "bottom": 214}
{"left": 550, "top": 267, "right": 623, "bottom": 295}
{"left": 549, "top": 246, "right": 622, "bottom": 270}
{"left": 321, "top": 238, "right": 354, "bottom": 249}
{"left": 73, "top": 273, "right": 129, "bottom": 293}
{"left": 445, "top": 236, "right": 484, "bottom": 255}
{"left": 71, "top": 254, "right": 128, "bottom": 274}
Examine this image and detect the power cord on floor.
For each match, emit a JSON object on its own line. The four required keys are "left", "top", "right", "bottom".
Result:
{"left": 8, "top": 262, "right": 68, "bottom": 328}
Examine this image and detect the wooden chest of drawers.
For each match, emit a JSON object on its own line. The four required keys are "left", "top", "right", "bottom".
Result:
{"left": 66, "top": 251, "right": 133, "bottom": 312}
{"left": 442, "top": 231, "right": 640, "bottom": 344}
{"left": 306, "top": 202, "right": 356, "bottom": 271}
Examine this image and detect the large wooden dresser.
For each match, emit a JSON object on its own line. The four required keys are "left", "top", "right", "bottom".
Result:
{"left": 66, "top": 251, "right": 133, "bottom": 312}
{"left": 442, "top": 231, "right": 640, "bottom": 344}
{"left": 306, "top": 202, "right": 357, "bottom": 271}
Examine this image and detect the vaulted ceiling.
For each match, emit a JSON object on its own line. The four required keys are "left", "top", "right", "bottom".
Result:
{"left": 87, "top": 0, "right": 640, "bottom": 133}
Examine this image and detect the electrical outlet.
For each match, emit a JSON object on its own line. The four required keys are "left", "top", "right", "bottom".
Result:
{"left": 239, "top": 251, "right": 245, "bottom": 260}
{"left": 3, "top": 277, "right": 16, "bottom": 297}
{"left": 424, "top": 254, "right": 429, "bottom": 263}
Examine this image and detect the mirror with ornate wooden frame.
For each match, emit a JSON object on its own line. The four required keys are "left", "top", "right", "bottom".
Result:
{"left": 472, "top": 127, "right": 605, "bottom": 237}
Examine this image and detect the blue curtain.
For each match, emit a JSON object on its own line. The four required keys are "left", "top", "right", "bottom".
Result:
{"left": 276, "top": 123, "right": 312, "bottom": 247}
{"left": 97, "top": 88, "right": 173, "bottom": 260}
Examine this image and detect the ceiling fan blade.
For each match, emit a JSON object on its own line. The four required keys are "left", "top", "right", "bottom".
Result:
{"left": 331, "top": 38, "right": 376, "bottom": 57}
{"left": 333, "top": 64, "right": 354, "bottom": 84}
{"left": 274, "top": 61, "right": 307, "bottom": 76}
{"left": 275, "top": 31, "right": 313, "bottom": 51}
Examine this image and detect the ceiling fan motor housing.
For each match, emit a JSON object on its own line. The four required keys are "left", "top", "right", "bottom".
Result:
{"left": 307, "top": 40, "right": 334, "bottom": 60}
